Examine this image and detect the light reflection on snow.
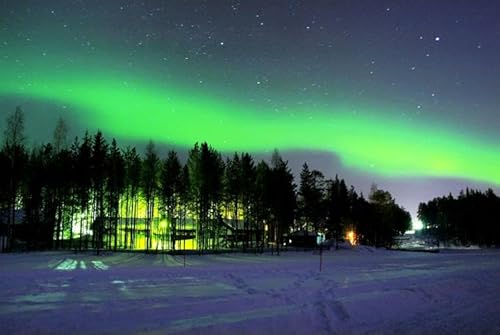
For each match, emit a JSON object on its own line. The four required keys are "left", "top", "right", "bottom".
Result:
{"left": 54, "top": 259, "right": 108, "bottom": 271}
{"left": 91, "top": 261, "right": 109, "bottom": 271}
{"left": 55, "top": 259, "right": 78, "bottom": 271}
{"left": 14, "top": 292, "right": 66, "bottom": 304}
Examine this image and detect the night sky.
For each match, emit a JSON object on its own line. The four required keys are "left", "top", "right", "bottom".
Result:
{"left": 1, "top": 0, "right": 500, "bottom": 227}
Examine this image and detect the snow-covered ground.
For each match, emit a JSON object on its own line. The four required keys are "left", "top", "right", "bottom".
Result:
{"left": 1, "top": 248, "right": 499, "bottom": 334}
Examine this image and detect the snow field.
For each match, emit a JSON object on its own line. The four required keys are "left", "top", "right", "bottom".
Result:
{"left": 1, "top": 248, "right": 499, "bottom": 334}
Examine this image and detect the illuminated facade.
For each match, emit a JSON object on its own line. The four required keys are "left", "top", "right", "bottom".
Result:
{"left": 64, "top": 196, "right": 266, "bottom": 251}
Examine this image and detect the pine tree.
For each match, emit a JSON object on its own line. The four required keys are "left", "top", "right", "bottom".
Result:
{"left": 2, "top": 107, "right": 27, "bottom": 251}
{"left": 75, "top": 133, "right": 92, "bottom": 250}
{"left": 299, "top": 163, "right": 325, "bottom": 235}
{"left": 106, "top": 139, "right": 125, "bottom": 250}
{"left": 326, "top": 176, "right": 349, "bottom": 248}
{"left": 254, "top": 161, "right": 271, "bottom": 252}
{"left": 53, "top": 117, "right": 68, "bottom": 153}
{"left": 91, "top": 131, "right": 108, "bottom": 254}
{"left": 159, "top": 150, "right": 182, "bottom": 251}
{"left": 224, "top": 153, "right": 241, "bottom": 249}
{"left": 240, "top": 153, "right": 256, "bottom": 250}
{"left": 142, "top": 140, "right": 159, "bottom": 252}
{"left": 123, "top": 147, "right": 142, "bottom": 249}
{"left": 269, "top": 150, "right": 296, "bottom": 255}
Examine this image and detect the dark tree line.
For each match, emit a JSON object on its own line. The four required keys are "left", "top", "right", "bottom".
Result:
{"left": 0, "top": 107, "right": 411, "bottom": 252}
{"left": 297, "top": 164, "right": 411, "bottom": 248}
{"left": 418, "top": 189, "right": 500, "bottom": 246}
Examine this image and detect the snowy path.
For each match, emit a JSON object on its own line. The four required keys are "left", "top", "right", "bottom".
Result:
{"left": 1, "top": 249, "right": 499, "bottom": 334}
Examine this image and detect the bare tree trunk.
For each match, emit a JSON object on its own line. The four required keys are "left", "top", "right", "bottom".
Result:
{"left": 69, "top": 199, "right": 75, "bottom": 250}
{"left": 9, "top": 194, "right": 15, "bottom": 251}
{"left": 55, "top": 202, "right": 62, "bottom": 249}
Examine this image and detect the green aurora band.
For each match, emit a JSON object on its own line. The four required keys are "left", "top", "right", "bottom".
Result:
{"left": 1, "top": 60, "right": 499, "bottom": 185}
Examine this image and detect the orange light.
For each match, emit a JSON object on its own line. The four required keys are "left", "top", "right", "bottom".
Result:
{"left": 346, "top": 230, "right": 356, "bottom": 245}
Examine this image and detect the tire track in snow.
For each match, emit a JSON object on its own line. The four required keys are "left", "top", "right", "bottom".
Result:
{"left": 225, "top": 273, "right": 257, "bottom": 295}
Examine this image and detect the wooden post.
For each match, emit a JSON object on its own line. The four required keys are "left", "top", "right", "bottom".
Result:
{"left": 319, "top": 244, "right": 323, "bottom": 272}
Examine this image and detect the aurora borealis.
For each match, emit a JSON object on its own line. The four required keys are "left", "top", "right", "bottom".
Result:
{"left": 2, "top": 63, "right": 499, "bottom": 184}
{"left": 1, "top": 0, "right": 500, "bottom": 220}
